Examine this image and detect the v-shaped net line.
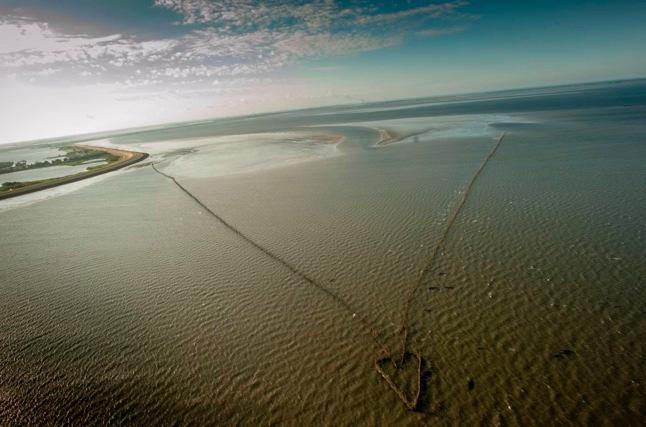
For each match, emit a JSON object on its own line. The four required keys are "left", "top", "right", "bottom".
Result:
{"left": 151, "top": 162, "right": 391, "bottom": 355}
{"left": 150, "top": 131, "right": 507, "bottom": 409}
{"left": 397, "top": 132, "right": 507, "bottom": 363}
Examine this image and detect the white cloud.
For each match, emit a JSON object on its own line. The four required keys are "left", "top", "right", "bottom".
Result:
{"left": 1, "top": 1, "right": 471, "bottom": 89}
{"left": 356, "top": 1, "right": 468, "bottom": 25}
{"left": 153, "top": 0, "right": 470, "bottom": 31}
{"left": 0, "top": 17, "right": 400, "bottom": 87}
{"left": 154, "top": 0, "right": 341, "bottom": 31}
{"left": 0, "top": 19, "right": 121, "bottom": 55}
{"left": 0, "top": 17, "right": 177, "bottom": 71}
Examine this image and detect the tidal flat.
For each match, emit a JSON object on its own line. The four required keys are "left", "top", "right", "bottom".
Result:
{"left": 0, "top": 80, "right": 645, "bottom": 425}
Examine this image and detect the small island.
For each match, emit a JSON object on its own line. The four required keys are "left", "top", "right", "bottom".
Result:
{"left": 0, "top": 145, "right": 148, "bottom": 200}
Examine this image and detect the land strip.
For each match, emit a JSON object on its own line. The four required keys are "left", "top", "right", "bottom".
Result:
{"left": 0, "top": 145, "right": 148, "bottom": 200}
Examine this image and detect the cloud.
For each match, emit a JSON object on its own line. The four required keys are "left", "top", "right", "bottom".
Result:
{"left": 355, "top": 1, "right": 469, "bottom": 25}
{"left": 1, "top": 1, "right": 471, "bottom": 91}
{"left": 154, "top": 0, "right": 470, "bottom": 32}
{"left": 154, "top": 0, "right": 342, "bottom": 31}
{"left": 417, "top": 26, "right": 466, "bottom": 37}
{"left": 0, "top": 17, "right": 176, "bottom": 72}
{"left": 0, "top": 17, "right": 396, "bottom": 87}
{"left": 0, "top": 19, "right": 121, "bottom": 55}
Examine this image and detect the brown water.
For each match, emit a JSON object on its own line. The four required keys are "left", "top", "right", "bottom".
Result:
{"left": 1, "top": 81, "right": 645, "bottom": 425}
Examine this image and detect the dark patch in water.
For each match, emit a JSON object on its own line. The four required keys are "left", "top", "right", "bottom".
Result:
{"left": 553, "top": 349, "right": 576, "bottom": 360}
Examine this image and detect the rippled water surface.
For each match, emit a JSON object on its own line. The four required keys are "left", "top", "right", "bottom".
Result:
{"left": 1, "top": 80, "right": 645, "bottom": 425}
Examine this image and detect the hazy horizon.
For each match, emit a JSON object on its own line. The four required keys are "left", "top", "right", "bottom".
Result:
{"left": 2, "top": 76, "right": 645, "bottom": 146}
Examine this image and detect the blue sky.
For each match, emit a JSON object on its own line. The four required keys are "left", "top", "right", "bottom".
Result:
{"left": 1, "top": 0, "right": 645, "bottom": 143}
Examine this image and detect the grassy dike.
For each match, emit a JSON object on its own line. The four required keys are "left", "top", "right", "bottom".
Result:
{"left": 0, "top": 145, "right": 148, "bottom": 200}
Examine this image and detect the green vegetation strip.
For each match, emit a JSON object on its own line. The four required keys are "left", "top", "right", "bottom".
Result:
{"left": 0, "top": 146, "right": 148, "bottom": 200}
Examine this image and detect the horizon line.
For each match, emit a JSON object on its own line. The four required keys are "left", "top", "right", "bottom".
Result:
{"left": 2, "top": 75, "right": 645, "bottom": 147}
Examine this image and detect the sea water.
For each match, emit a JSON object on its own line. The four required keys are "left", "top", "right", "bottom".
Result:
{"left": 0, "top": 79, "right": 644, "bottom": 424}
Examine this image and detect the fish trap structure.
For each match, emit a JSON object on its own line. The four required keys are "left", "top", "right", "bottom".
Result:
{"left": 150, "top": 132, "right": 507, "bottom": 411}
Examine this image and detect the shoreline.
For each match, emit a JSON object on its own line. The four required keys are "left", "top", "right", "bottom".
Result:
{"left": 0, "top": 145, "right": 148, "bottom": 200}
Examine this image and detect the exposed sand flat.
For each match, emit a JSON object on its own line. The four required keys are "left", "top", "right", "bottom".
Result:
{"left": 159, "top": 131, "right": 343, "bottom": 179}
{"left": 0, "top": 145, "right": 148, "bottom": 200}
{"left": 375, "top": 128, "right": 401, "bottom": 145}
{"left": 309, "top": 133, "right": 345, "bottom": 144}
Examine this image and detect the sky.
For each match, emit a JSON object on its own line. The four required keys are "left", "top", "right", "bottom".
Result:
{"left": 1, "top": 0, "right": 645, "bottom": 144}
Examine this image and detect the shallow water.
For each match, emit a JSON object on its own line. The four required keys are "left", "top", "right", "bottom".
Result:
{"left": 0, "top": 80, "right": 645, "bottom": 425}
{"left": 0, "top": 161, "right": 107, "bottom": 183}
{"left": 0, "top": 145, "right": 64, "bottom": 165}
